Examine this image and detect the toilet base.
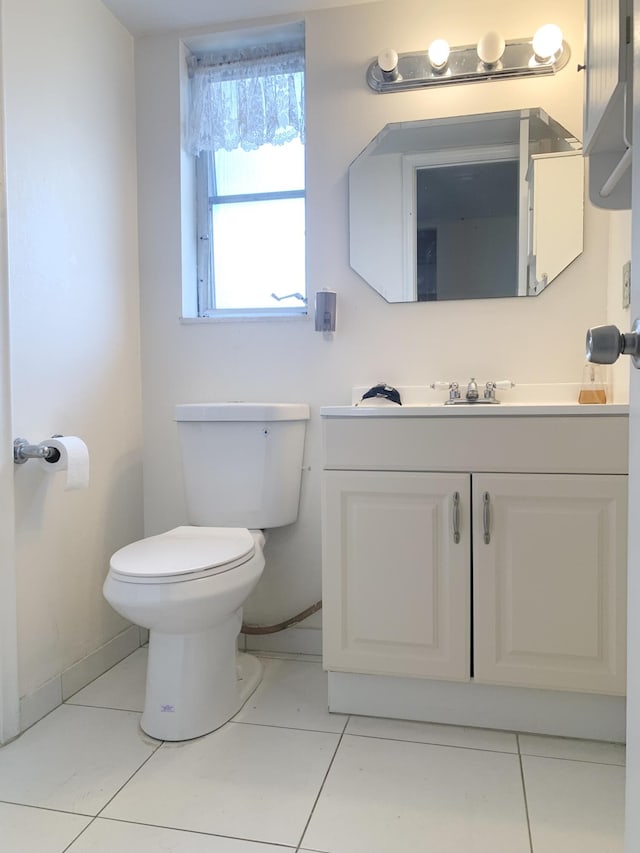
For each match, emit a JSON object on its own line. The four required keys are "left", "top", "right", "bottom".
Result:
{"left": 141, "top": 616, "right": 263, "bottom": 741}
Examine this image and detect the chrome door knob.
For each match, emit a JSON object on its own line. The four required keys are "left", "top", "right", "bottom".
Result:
{"left": 586, "top": 319, "right": 640, "bottom": 368}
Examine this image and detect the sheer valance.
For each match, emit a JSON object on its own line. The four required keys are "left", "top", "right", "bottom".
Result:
{"left": 186, "top": 42, "right": 305, "bottom": 155}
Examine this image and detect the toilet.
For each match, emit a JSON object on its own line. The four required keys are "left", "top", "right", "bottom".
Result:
{"left": 103, "top": 402, "right": 310, "bottom": 741}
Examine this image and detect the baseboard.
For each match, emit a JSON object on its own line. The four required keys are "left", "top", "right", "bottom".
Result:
{"left": 244, "top": 625, "right": 322, "bottom": 657}
{"left": 19, "top": 625, "right": 142, "bottom": 732}
{"left": 19, "top": 676, "right": 62, "bottom": 733}
{"left": 62, "top": 625, "right": 142, "bottom": 700}
{"left": 328, "top": 671, "right": 627, "bottom": 743}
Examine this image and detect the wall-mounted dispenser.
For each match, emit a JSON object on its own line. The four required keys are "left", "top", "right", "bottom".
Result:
{"left": 315, "top": 289, "right": 337, "bottom": 332}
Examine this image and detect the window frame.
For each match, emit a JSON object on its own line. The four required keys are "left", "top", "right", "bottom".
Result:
{"left": 195, "top": 151, "right": 306, "bottom": 319}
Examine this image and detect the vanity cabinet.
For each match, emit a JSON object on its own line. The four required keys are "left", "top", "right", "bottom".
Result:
{"left": 321, "top": 410, "right": 628, "bottom": 698}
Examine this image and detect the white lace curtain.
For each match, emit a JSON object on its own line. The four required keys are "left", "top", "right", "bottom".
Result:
{"left": 186, "top": 42, "right": 305, "bottom": 155}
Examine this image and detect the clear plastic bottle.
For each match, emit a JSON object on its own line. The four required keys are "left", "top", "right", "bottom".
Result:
{"left": 578, "top": 363, "right": 607, "bottom": 404}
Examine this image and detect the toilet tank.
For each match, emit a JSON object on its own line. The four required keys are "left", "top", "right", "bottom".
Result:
{"left": 175, "top": 403, "right": 310, "bottom": 528}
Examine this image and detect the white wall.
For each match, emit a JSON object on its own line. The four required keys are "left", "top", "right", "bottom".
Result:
{"left": 136, "top": 0, "right": 620, "bottom": 637}
{"left": 2, "top": 0, "right": 143, "bottom": 703}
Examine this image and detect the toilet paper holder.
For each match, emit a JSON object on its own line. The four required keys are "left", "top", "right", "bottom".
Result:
{"left": 13, "top": 436, "right": 62, "bottom": 465}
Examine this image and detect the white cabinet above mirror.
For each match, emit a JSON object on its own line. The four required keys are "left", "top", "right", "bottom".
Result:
{"left": 349, "top": 108, "right": 584, "bottom": 303}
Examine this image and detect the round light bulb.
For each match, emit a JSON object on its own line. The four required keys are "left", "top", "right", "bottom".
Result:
{"left": 532, "top": 24, "right": 563, "bottom": 60}
{"left": 377, "top": 48, "right": 399, "bottom": 73}
{"left": 428, "top": 39, "right": 450, "bottom": 70}
{"left": 477, "top": 30, "right": 505, "bottom": 65}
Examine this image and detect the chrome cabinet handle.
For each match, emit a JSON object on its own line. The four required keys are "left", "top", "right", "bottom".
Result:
{"left": 482, "top": 492, "right": 491, "bottom": 544}
{"left": 452, "top": 491, "right": 460, "bottom": 544}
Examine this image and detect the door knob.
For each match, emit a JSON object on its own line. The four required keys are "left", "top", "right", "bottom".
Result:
{"left": 586, "top": 319, "right": 640, "bottom": 368}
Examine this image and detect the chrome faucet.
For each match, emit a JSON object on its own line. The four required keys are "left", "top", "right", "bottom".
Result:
{"left": 465, "top": 378, "right": 479, "bottom": 401}
{"left": 431, "top": 379, "right": 515, "bottom": 405}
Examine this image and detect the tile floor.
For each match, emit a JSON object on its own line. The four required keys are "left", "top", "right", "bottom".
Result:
{"left": 0, "top": 648, "right": 626, "bottom": 852}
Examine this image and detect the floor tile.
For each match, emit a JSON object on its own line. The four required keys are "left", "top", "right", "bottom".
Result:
{"left": 66, "top": 817, "right": 296, "bottom": 852}
{"left": 0, "top": 705, "right": 159, "bottom": 814}
{"left": 234, "top": 657, "right": 347, "bottom": 733}
{"left": 103, "top": 722, "right": 340, "bottom": 846}
{"left": 519, "top": 733, "right": 625, "bottom": 765}
{"left": 523, "top": 755, "right": 625, "bottom": 853}
{"left": 346, "top": 714, "right": 518, "bottom": 753}
{"left": 0, "top": 801, "right": 91, "bottom": 852}
{"left": 67, "top": 647, "right": 147, "bottom": 712}
{"left": 302, "top": 734, "right": 530, "bottom": 853}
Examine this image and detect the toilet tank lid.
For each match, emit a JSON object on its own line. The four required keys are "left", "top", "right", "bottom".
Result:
{"left": 175, "top": 402, "right": 310, "bottom": 422}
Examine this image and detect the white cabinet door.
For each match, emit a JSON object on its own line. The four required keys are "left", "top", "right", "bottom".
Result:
{"left": 473, "top": 474, "right": 627, "bottom": 694}
{"left": 322, "top": 470, "right": 470, "bottom": 680}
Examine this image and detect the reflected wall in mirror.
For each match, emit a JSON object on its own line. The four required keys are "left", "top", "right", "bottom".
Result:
{"left": 349, "top": 109, "right": 584, "bottom": 302}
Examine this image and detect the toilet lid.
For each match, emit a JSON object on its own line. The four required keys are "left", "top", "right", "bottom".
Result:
{"left": 110, "top": 526, "right": 256, "bottom": 581}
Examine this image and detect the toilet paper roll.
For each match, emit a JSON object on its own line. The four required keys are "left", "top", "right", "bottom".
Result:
{"left": 39, "top": 436, "right": 90, "bottom": 491}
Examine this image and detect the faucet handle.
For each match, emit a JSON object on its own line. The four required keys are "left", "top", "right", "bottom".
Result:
{"left": 430, "top": 381, "right": 460, "bottom": 400}
{"left": 483, "top": 379, "right": 515, "bottom": 401}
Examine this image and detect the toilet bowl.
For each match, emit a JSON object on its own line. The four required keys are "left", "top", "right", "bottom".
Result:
{"left": 103, "top": 402, "right": 310, "bottom": 741}
{"left": 105, "top": 526, "right": 265, "bottom": 740}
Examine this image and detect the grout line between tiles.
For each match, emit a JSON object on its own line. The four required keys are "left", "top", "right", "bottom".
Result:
{"left": 65, "top": 815, "right": 301, "bottom": 850}
{"left": 517, "top": 752, "right": 625, "bottom": 767}
{"left": 517, "top": 735, "right": 535, "bottom": 853}
{"left": 58, "top": 735, "right": 165, "bottom": 852}
{"left": 96, "top": 734, "right": 165, "bottom": 815}
{"left": 294, "top": 715, "right": 350, "bottom": 853}
{"left": 339, "top": 729, "right": 519, "bottom": 756}
{"left": 0, "top": 799, "right": 94, "bottom": 818}
{"left": 230, "top": 719, "right": 347, "bottom": 736}
{"left": 61, "top": 817, "right": 98, "bottom": 853}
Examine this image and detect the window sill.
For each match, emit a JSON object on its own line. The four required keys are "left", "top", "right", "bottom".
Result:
{"left": 180, "top": 312, "right": 310, "bottom": 325}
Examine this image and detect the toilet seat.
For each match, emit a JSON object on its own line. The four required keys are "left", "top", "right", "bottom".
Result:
{"left": 109, "top": 526, "right": 256, "bottom": 584}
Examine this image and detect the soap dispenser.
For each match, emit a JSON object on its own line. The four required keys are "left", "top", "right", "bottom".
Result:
{"left": 578, "top": 363, "right": 607, "bottom": 404}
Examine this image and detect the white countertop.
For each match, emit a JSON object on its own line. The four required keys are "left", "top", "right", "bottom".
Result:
{"left": 321, "top": 384, "right": 628, "bottom": 418}
{"left": 320, "top": 402, "right": 629, "bottom": 417}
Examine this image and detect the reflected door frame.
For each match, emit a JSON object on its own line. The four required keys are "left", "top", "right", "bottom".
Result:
{"left": 400, "top": 143, "right": 526, "bottom": 300}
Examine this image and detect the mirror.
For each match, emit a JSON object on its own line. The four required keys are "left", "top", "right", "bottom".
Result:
{"left": 349, "top": 108, "right": 584, "bottom": 302}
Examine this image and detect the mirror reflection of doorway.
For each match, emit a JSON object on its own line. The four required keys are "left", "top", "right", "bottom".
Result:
{"left": 415, "top": 160, "right": 519, "bottom": 301}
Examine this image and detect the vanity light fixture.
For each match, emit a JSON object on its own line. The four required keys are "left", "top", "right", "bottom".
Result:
{"left": 367, "top": 23, "right": 570, "bottom": 93}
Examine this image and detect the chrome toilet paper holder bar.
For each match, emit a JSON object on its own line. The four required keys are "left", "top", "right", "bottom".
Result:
{"left": 13, "top": 436, "right": 62, "bottom": 465}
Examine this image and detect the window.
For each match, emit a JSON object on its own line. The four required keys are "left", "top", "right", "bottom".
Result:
{"left": 187, "top": 35, "right": 306, "bottom": 318}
